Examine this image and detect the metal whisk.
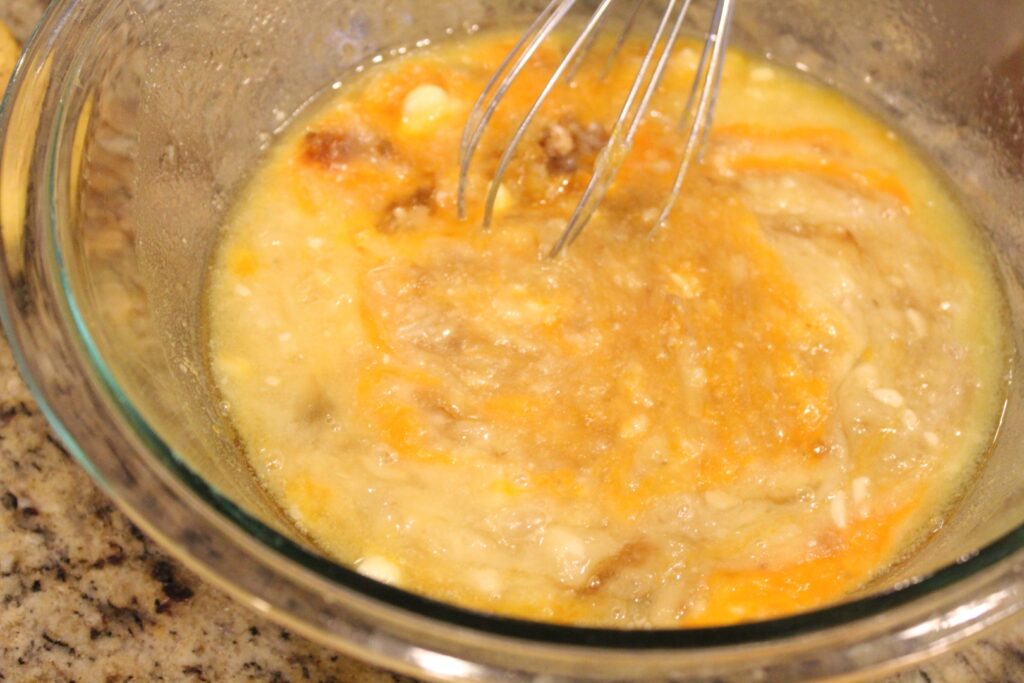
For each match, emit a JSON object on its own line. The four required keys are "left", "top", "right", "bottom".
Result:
{"left": 457, "top": 0, "right": 736, "bottom": 256}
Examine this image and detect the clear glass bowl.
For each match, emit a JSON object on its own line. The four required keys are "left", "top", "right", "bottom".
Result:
{"left": 4, "top": 0, "right": 1024, "bottom": 680}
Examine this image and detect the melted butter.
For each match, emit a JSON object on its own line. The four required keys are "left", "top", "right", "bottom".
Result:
{"left": 206, "top": 32, "right": 1008, "bottom": 626}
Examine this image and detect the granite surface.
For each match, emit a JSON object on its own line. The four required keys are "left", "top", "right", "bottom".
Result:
{"left": 2, "top": 3, "right": 1024, "bottom": 681}
{"left": 1, "top": 337, "right": 1023, "bottom": 683}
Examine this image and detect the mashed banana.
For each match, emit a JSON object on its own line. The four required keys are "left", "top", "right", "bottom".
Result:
{"left": 0, "top": 21, "right": 18, "bottom": 88}
{"left": 207, "top": 33, "right": 1007, "bottom": 626}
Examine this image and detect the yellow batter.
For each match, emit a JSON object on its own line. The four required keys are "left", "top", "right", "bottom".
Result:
{"left": 206, "top": 32, "right": 1007, "bottom": 627}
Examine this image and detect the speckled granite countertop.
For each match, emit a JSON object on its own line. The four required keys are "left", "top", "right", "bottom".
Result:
{"left": 0, "top": 337, "right": 1021, "bottom": 682}
{"left": 2, "top": 1, "right": 1024, "bottom": 680}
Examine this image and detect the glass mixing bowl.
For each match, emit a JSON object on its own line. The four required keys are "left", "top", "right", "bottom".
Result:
{"left": 4, "top": 0, "right": 1024, "bottom": 679}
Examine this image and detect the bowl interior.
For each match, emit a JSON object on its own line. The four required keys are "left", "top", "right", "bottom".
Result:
{"left": 37, "top": 0, "right": 1024, "bottom": 625}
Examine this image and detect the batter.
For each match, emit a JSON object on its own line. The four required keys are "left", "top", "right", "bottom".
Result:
{"left": 206, "top": 32, "right": 1007, "bottom": 627}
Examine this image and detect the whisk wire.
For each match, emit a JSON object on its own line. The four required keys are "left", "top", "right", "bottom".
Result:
{"left": 551, "top": 0, "right": 693, "bottom": 256}
{"left": 698, "top": 0, "right": 734, "bottom": 156}
{"left": 458, "top": 0, "right": 577, "bottom": 220}
{"left": 564, "top": 12, "right": 605, "bottom": 84}
{"left": 598, "top": 0, "right": 649, "bottom": 80}
{"left": 459, "top": 0, "right": 735, "bottom": 253}
{"left": 482, "top": 0, "right": 621, "bottom": 229}
{"left": 651, "top": 0, "right": 735, "bottom": 233}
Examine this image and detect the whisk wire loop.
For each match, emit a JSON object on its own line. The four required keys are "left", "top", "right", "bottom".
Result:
{"left": 600, "top": 0, "right": 649, "bottom": 80}
{"left": 651, "top": 0, "right": 736, "bottom": 234}
{"left": 481, "top": 0, "right": 621, "bottom": 229}
{"left": 458, "top": 0, "right": 577, "bottom": 220}
{"left": 458, "top": 0, "right": 736, "bottom": 254}
{"left": 552, "top": 0, "right": 694, "bottom": 256}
